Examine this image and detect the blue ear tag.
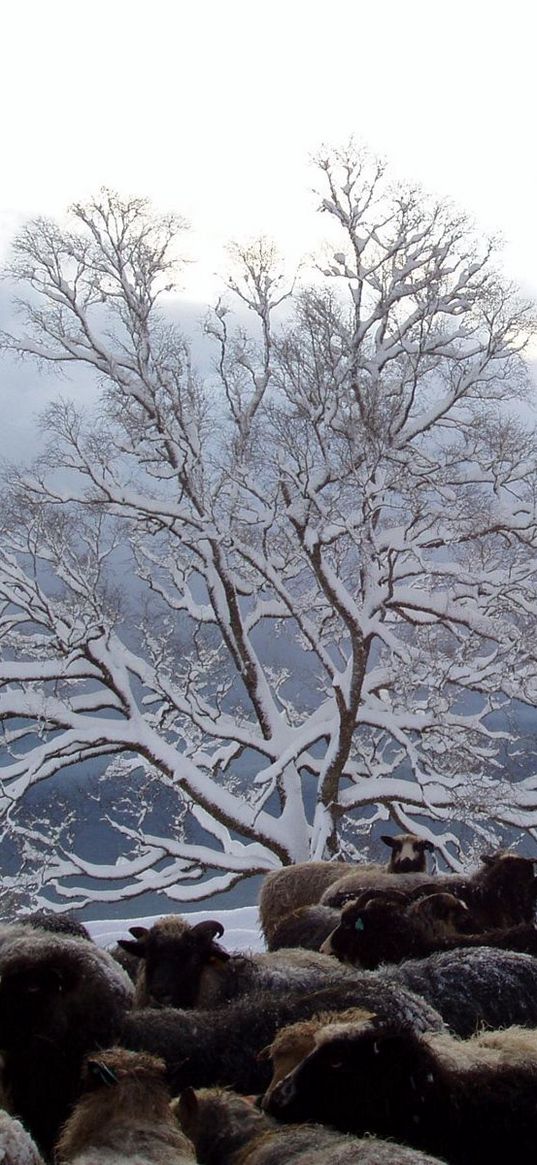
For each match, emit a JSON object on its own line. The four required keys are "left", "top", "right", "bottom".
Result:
{"left": 354, "top": 917, "right": 365, "bottom": 932}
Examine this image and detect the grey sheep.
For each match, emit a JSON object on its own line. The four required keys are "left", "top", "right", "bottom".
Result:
{"left": 120, "top": 977, "right": 444, "bottom": 1097}
{"left": 0, "top": 1110, "right": 45, "bottom": 1165}
{"left": 384, "top": 946, "right": 537, "bottom": 1037}
{"left": 55, "top": 1047, "right": 195, "bottom": 1165}
{"left": 121, "top": 945, "right": 537, "bottom": 1096}
{"left": 19, "top": 911, "right": 93, "bottom": 942}
{"left": 259, "top": 834, "right": 434, "bottom": 944}
{"left": 175, "top": 1086, "right": 448, "bottom": 1164}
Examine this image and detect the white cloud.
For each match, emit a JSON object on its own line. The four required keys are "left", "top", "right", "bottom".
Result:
{"left": 1, "top": 0, "right": 536, "bottom": 287}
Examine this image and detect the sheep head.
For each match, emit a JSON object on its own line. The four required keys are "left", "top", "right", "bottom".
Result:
{"left": 119, "top": 918, "right": 229, "bottom": 1008}
{"left": 406, "top": 892, "right": 470, "bottom": 936}
{"left": 381, "top": 833, "right": 434, "bottom": 873}
{"left": 320, "top": 893, "right": 425, "bottom": 968}
{"left": 263, "top": 1015, "right": 429, "bottom": 1136}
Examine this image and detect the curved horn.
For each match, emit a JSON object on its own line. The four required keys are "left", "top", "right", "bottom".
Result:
{"left": 190, "top": 920, "right": 225, "bottom": 942}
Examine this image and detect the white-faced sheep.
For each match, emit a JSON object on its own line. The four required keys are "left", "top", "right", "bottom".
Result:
{"left": 118, "top": 914, "right": 366, "bottom": 1009}
{"left": 55, "top": 1047, "right": 195, "bottom": 1165}
{"left": 120, "top": 977, "right": 444, "bottom": 1097}
{"left": 0, "top": 928, "right": 134, "bottom": 1157}
{"left": 259, "top": 834, "right": 435, "bottom": 945}
{"left": 175, "top": 1086, "right": 448, "bottom": 1164}
{"left": 321, "top": 851, "right": 537, "bottom": 927}
{"left": 264, "top": 1012, "right": 537, "bottom": 1164}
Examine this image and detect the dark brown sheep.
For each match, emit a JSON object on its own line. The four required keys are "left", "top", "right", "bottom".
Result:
{"left": 268, "top": 904, "right": 342, "bottom": 952}
{"left": 55, "top": 1047, "right": 195, "bottom": 1164}
{"left": 0, "top": 929, "right": 134, "bottom": 1157}
{"left": 321, "top": 894, "right": 470, "bottom": 968}
{"left": 322, "top": 892, "right": 537, "bottom": 969}
{"left": 119, "top": 914, "right": 363, "bottom": 1010}
{"left": 118, "top": 915, "right": 217, "bottom": 1006}
{"left": 263, "top": 1012, "right": 537, "bottom": 1164}
{"left": 260, "top": 1007, "right": 376, "bottom": 1106}
{"left": 259, "top": 834, "right": 435, "bottom": 944}
{"left": 175, "top": 1086, "right": 448, "bottom": 1164}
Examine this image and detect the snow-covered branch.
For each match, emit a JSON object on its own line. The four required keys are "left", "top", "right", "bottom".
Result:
{"left": 1, "top": 157, "right": 537, "bottom": 906}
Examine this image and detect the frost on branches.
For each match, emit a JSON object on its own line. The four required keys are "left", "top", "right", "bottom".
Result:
{"left": 1, "top": 146, "right": 537, "bottom": 909}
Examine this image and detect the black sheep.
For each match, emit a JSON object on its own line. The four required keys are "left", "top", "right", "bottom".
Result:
{"left": 323, "top": 894, "right": 537, "bottom": 969}
{"left": 264, "top": 1013, "right": 537, "bottom": 1165}
{"left": 0, "top": 930, "right": 134, "bottom": 1157}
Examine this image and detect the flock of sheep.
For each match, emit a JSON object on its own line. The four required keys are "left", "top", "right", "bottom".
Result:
{"left": 2, "top": 834, "right": 537, "bottom": 1163}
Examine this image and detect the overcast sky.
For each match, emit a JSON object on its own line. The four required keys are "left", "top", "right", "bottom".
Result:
{"left": 1, "top": 0, "right": 536, "bottom": 296}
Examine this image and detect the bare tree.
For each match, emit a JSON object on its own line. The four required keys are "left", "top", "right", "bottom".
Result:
{"left": 1, "top": 156, "right": 537, "bottom": 908}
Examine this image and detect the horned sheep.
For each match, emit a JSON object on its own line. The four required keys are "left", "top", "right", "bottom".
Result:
{"left": 322, "top": 892, "right": 537, "bottom": 969}
{"left": 264, "top": 1012, "right": 537, "bottom": 1164}
{"left": 55, "top": 1047, "right": 195, "bottom": 1165}
{"left": 119, "top": 914, "right": 365, "bottom": 1009}
{"left": 321, "top": 851, "right": 537, "bottom": 929}
{"left": 259, "top": 834, "right": 435, "bottom": 944}
{"left": 122, "top": 943, "right": 537, "bottom": 1089}
{"left": 175, "top": 1086, "right": 448, "bottom": 1165}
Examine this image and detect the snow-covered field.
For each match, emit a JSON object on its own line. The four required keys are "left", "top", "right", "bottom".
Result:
{"left": 87, "top": 904, "right": 263, "bottom": 953}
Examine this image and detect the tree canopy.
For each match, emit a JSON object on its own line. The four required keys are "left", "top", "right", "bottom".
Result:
{"left": 1, "top": 146, "right": 537, "bottom": 908}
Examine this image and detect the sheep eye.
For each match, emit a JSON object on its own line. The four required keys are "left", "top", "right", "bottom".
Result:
{"left": 354, "top": 917, "right": 365, "bottom": 932}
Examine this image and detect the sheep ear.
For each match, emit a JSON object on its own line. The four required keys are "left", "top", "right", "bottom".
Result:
{"left": 380, "top": 835, "right": 395, "bottom": 848}
{"left": 480, "top": 853, "right": 494, "bottom": 866}
{"left": 129, "top": 926, "right": 150, "bottom": 940}
{"left": 190, "top": 920, "right": 225, "bottom": 943}
{"left": 176, "top": 1087, "right": 198, "bottom": 1135}
{"left": 117, "top": 938, "right": 146, "bottom": 958}
{"left": 422, "top": 839, "right": 435, "bottom": 852}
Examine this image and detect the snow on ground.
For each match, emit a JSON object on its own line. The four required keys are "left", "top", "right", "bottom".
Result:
{"left": 87, "top": 904, "right": 264, "bottom": 953}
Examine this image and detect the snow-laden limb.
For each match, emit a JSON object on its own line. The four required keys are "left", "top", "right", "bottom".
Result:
{"left": 1, "top": 161, "right": 537, "bottom": 908}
